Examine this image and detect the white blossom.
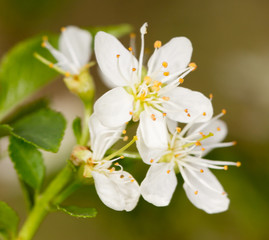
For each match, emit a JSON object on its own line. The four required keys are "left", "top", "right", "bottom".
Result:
{"left": 43, "top": 26, "right": 92, "bottom": 75}
{"left": 74, "top": 114, "right": 140, "bottom": 211}
{"left": 137, "top": 110, "right": 240, "bottom": 214}
{"left": 94, "top": 23, "right": 213, "bottom": 145}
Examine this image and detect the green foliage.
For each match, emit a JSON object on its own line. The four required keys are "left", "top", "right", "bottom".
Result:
{"left": 87, "top": 24, "right": 133, "bottom": 38}
{"left": 72, "top": 117, "right": 82, "bottom": 144}
{"left": 57, "top": 205, "right": 97, "bottom": 218}
{"left": 9, "top": 135, "right": 45, "bottom": 190}
{"left": 0, "top": 201, "right": 19, "bottom": 240}
{"left": 1, "top": 98, "right": 49, "bottom": 125}
{"left": 10, "top": 108, "right": 66, "bottom": 152}
{"left": 0, "top": 124, "right": 12, "bottom": 138}
{"left": 0, "top": 34, "right": 58, "bottom": 121}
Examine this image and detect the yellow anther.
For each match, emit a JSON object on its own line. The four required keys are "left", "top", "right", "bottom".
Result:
{"left": 41, "top": 42, "right": 46, "bottom": 48}
{"left": 217, "top": 127, "right": 221, "bottom": 131}
{"left": 187, "top": 113, "right": 191, "bottom": 117}
{"left": 167, "top": 170, "right": 171, "bottom": 174}
{"left": 163, "top": 71, "right": 170, "bottom": 76}
{"left": 130, "top": 33, "right": 136, "bottom": 38}
{"left": 120, "top": 156, "right": 125, "bottom": 159}
{"left": 65, "top": 72, "right": 70, "bottom": 77}
{"left": 128, "top": 47, "right": 133, "bottom": 52}
{"left": 116, "top": 54, "right": 120, "bottom": 58}
{"left": 194, "top": 191, "right": 198, "bottom": 195}
{"left": 120, "top": 174, "right": 124, "bottom": 178}
{"left": 133, "top": 136, "right": 138, "bottom": 141}
{"left": 184, "top": 109, "right": 188, "bottom": 113}
{"left": 132, "top": 68, "right": 136, "bottom": 72}
{"left": 151, "top": 114, "right": 156, "bottom": 121}
{"left": 201, "top": 147, "right": 205, "bottom": 151}
{"left": 152, "top": 86, "right": 160, "bottom": 92}
{"left": 123, "top": 136, "right": 129, "bottom": 141}
{"left": 150, "top": 159, "right": 154, "bottom": 163}
{"left": 163, "top": 112, "right": 167, "bottom": 117}
{"left": 222, "top": 192, "right": 226, "bottom": 195}
{"left": 42, "top": 35, "right": 48, "bottom": 41}
{"left": 131, "top": 179, "right": 135, "bottom": 183}
{"left": 115, "top": 162, "right": 119, "bottom": 166}
{"left": 129, "top": 111, "right": 133, "bottom": 115}
{"left": 153, "top": 80, "right": 162, "bottom": 87}
{"left": 162, "top": 96, "right": 170, "bottom": 101}
{"left": 224, "top": 165, "right": 228, "bottom": 170}
{"left": 110, "top": 167, "right": 115, "bottom": 173}
{"left": 61, "top": 27, "right": 66, "bottom": 32}
{"left": 236, "top": 161, "right": 241, "bottom": 167}
{"left": 139, "top": 92, "right": 146, "bottom": 101}
{"left": 209, "top": 93, "right": 213, "bottom": 100}
{"left": 176, "top": 127, "right": 181, "bottom": 133}
{"left": 199, "top": 132, "right": 205, "bottom": 136}
{"left": 162, "top": 61, "right": 168, "bottom": 68}
{"left": 154, "top": 40, "right": 162, "bottom": 49}
{"left": 200, "top": 169, "right": 204, "bottom": 173}
{"left": 179, "top": 78, "right": 184, "bottom": 84}
{"left": 203, "top": 112, "right": 207, "bottom": 116}
{"left": 222, "top": 109, "right": 227, "bottom": 115}
{"left": 144, "top": 76, "right": 152, "bottom": 84}
{"left": 175, "top": 154, "right": 180, "bottom": 157}
{"left": 122, "top": 129, "right": 127, "bottom": 134}
{"left": 188, "top": 62, "right": 197, "bottom": 71}
{"left": 233, "top": 141, "right": 237, "bottom": 145}
{"left": 49, "top": 63, "right": 54, "bottom": 68}
{"left": 195, "top": 141, "right": 202, "bottom": 146}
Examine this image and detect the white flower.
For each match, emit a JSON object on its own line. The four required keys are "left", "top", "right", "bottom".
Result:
{"left": 78, "top": 114, "right": 140, "bottom": 212}
{"left": 137, "top": 110, "right": 240, "bottom": 214}
{"left": 42, "top": 26, "right": 92, "bottom": 75}
{"left": 94, "top": 23, "right": 213, "bottom": 143}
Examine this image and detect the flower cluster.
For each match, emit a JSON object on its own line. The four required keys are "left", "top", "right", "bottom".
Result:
{"left": 44, "top": 23, "right": 240, "bottom": 214}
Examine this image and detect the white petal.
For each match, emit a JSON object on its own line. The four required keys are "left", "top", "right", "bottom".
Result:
{"left": 97, "top": 67, "right": 118, "bottom": 89}
{"left": 136, "top": 125, "right": 167, "bottom": 164}
{"left": 182, "top": 167, "right": 230, "bottom": 214}
{"left": 164, "top": 87, "right": 213, "bottom": 123}
{"left": 148, "top": 37, "right": 192, "bottom": 81}
{"left": 139, "top": 108, "right": 168, "bottom": 149}
{"left": 92, "top": 171, "right": 140, "bottom": 211}
{"left": 95, "top": 31, "right": 138, "bottom": 87}
{"left": 89, "top": 114, "right": 124, "bottom": 160}
{"left": 94, "top": 87, "right": 134, "bottom": 128}
{"left": 188, "top": 120, "right": 228, "bottom": 155}
{"left": 141, "top": 163, "right": 177, "bottom": 206}
{"left": 59, "top": 26, "right": 92, "bottom": 69}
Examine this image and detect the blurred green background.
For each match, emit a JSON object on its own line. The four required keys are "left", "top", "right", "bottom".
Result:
{"left": 0, "top": 0, "right": 268, "bottom": 239}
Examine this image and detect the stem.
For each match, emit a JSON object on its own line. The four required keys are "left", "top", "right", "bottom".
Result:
{"left": 17, "top": 164, "right": 74, "bottom": 240}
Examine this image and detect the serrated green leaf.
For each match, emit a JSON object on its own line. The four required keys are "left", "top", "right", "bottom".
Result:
{"left": 9, "top": 135, "right": 45, "bottom": 190}
{"left": 10, "top": 108, "right": 66, "bottom": 152}
{"left": 0, "top": 124, "right": 12, "bottom": 138}
{"left": 87, "top": 23, "right": 133, "bottom": 38}
{"left": 0, "top": 201, "right": 19, "bottom": 239}
{"left": 72, "top": 117, "right": 82, "bottom": 144}
{"left": 0, "top": 34, "right": 58, "bottom": 121}
{"left": 1, "top": 98, "right": 49, "bottom": 125}
{"left": 57, "top": 205, "right": 97, "bottom": 218}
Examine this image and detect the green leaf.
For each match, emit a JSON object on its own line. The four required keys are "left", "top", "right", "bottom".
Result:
{"left": 57, "top": 205, "right": 97, "bottom": 218}
{"left": 10, "top": 108, "right": 66, "bottom": 152}
{"left": 0, "top": 124, "right": 12, "bottom": 138}
{"left": 87, "top": 23, "right": 133, "bottom": 38}
{"left": 72, "top": 117, "right": 82, "bottom": 144}
{"left": 9, "top": 135, "right": 45, "bottom": 190}
{"left": 0, "top": 201, "right": 19, "bottom": 239}
{"left": 0, "top": 98, "right": 49, "bottom": 125}
{"left": 0, "top": 34, "right": 58, "bottom": 121}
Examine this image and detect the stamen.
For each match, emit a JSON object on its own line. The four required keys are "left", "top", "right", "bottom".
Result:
{"left": 162, "top": 96, "right": 170, "bottom": 101}
{"left": 61, "top": 27, "right": 66, "bottom": 32}
{"left": 122, "top": 130, "right": 127, "bottom": 134}
{"left": 163, "top": 71, "right": 170, "bottom": 76}
{"left": 132, "top": 68, "right": 136, "bottom": 72}
{"left": 176, "top": 127, "right": 182, "bottom": 133}
{"left": 162, "top": 61, "right": 168, "bottom": 68}
{"left": 154, "top": 40, "right": 162, "bottom": 49}
{"left": 195, "top": 141, "right": 202, "bottom": 146}
{"left": 129, "top": 111, "right": 133, "bottom": 115}
{"left": 49, "top": 63, "right": 54, "bottom": 68}
{"left": 120, "top": 174, "right": 124, "bottom": 178}
{"left": 203, "top": 112, "right": 207, "bottom": 116}
{"left": 65, "top": 72, "right": 70, "bottom": 77}
{"left": 150, "top": 159, "right": 154, "bottom": 163}
{"left": 120, "top": 156, "right": 125, "bottom": 159}
{"left": 184, "top": 109, "right": 188, "bottom": 113}
{"left": 209, "top": 93, "right": 213, "bottom": 100}
{"left": 144, "top": 76, "right": 152, "bottom": 84}
{"left": 151, "top": 114, "right": 156, "bottom": 121}
{"left": 123, "top": 136, "right": 128, "bottom": 141}
{"left": 163, "top": 113, "right": 167, "bottom": 116}
{"left": 116, "top": 54, "right": 120, "bottom": 58}
{"left": 222, "top": 109, "right": 227, "bottom": 115}
{"left": 41, "top": 42, "right": 46, "bottom": 48}
{"left": 128, "top": 47, "right": 133, "bottom": 52}
{"left": 188, "top": 62, "right": 197, "bottom": 71}
{"left": 236, "top": 161, "right": 241, "bottom": 167}
{"left": 233, "top": 141, "right": 237, "bottom": 145}
{"left": 167, "top": 170, "right": 171, "bottom": 174}
{"left": 194, "top": 191, "right": 198, "bottom": 195}
{"left": 200, "top": 169, "right": 204, "bottom": 173}
{"left": 179, "top": 78, "right": 184, "bottom": 84}
{"left": 224, "top": 165, "right": 228, "bottom": 170}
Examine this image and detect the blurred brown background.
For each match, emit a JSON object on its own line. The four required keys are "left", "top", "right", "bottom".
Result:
{"left": 0, "top": 0, "right": 268, "bottom": 239}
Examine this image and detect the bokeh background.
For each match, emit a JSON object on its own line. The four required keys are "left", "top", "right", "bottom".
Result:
{"left": 0, "top": 0, "right": 269, "bottom": 239}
